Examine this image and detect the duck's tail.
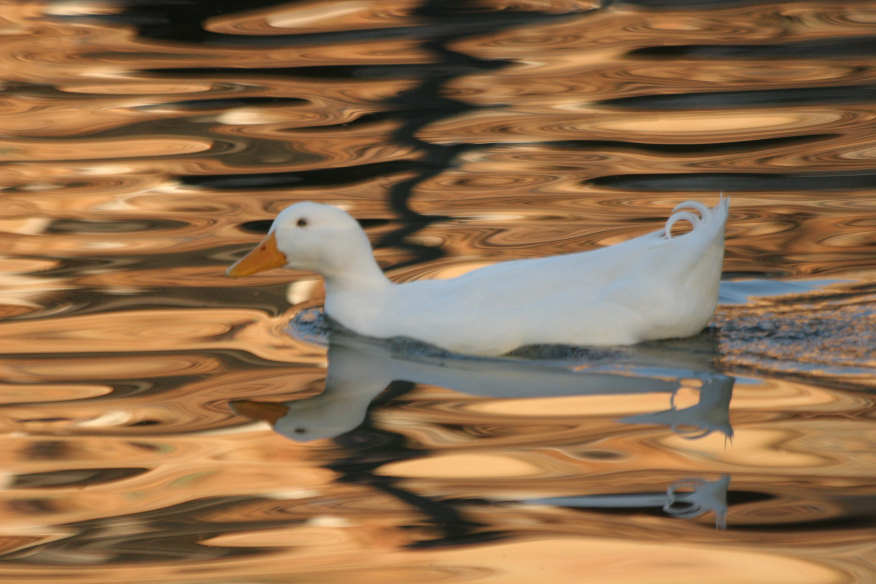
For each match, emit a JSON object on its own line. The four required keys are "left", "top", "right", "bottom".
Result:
{"left": 663, "top": 194, "right": 730, "bottom": 241}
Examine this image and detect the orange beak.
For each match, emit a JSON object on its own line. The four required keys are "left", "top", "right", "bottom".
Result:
{"left": 230, "top": 399, "right": 289, "bottom": 425}
{"left": 226, "top": 232, "right": 287, "bottom": 277}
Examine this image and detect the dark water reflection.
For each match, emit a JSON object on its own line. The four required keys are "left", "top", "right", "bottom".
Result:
{"left": 0, "top": 0, "right": 875, "bottom": 582}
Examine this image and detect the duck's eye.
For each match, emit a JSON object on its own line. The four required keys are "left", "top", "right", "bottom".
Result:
{"left": 296, "top": 218, "right": 308, "bottom": 228}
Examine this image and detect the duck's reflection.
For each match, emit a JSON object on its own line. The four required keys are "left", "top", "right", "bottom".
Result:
{"left": 232, "top": 317, "right": 736, "bottom": 533}
{"left": 232, "top": 318, "right": 734, "bottom": 442}
{"left": 525, "top": 475, "right": 730, "bottom": 529}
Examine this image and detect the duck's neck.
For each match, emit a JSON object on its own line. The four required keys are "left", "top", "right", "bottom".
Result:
{"left": 315, "top": 228, "right": 393, "bottom": 333}
{"left": 322, "top": 253, "right": 391, "bottom": 294}
{"left": 323, "top": 254, "right": 393, "bottom": 326}
{"left": 321, "top": 252, "right": 392, "bottom": 335}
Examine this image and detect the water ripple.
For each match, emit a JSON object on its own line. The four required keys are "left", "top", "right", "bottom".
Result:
{"left": 0, "top": 0, "right": 873, "bottom": 581}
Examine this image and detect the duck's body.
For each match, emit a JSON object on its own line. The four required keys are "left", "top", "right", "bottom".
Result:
{"left": 228, "top": 198, "right": 728, "bottom": 356}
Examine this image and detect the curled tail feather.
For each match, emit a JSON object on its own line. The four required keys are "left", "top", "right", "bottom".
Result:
{"left": 664, "top": 194, "right": 728, "bottom": 240}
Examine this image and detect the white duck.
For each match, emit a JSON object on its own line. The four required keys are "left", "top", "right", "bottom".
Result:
{"left": 227, "top": 197, "right": 729, "bottom": 356}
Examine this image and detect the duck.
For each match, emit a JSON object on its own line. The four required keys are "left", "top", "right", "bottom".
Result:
{"left": 227, "top": 197, "right": 729, "bottom": 356}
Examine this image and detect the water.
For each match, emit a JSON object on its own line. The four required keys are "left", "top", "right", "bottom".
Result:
{"left": 0, "top": 1, "right": 874, "bottom": 582}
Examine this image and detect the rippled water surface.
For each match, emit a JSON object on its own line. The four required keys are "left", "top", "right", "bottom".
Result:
{"left": 1, "top": 1, "right": 875, "bottom": 582}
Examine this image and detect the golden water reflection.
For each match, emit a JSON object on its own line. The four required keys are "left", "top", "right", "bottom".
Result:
{"left": 0, "top": 0, "right": 874, "bottom": 582}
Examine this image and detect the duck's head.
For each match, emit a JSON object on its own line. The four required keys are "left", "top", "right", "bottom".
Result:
{"left": 226, "top": 202, "right": 373, "bottom": 278}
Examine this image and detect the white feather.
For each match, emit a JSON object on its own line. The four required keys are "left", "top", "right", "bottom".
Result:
{"left": 240, "top": 197, "right": 730, "bottom": 356}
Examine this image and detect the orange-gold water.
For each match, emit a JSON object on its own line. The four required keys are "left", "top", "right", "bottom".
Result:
{"left": 0, "top": 1, "right": 874, "bottom": 582}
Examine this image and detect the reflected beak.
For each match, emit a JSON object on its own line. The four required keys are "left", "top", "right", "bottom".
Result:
{"left": 230, "top": 399, "right": 289, "bottom": 425}
{"left": 226, "top": 232, "right": 287, "bottom": 277}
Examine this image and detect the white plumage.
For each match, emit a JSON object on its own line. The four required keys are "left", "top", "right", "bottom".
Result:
{"left": 228, "top": 197, "right": 729, "bottom": 356}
